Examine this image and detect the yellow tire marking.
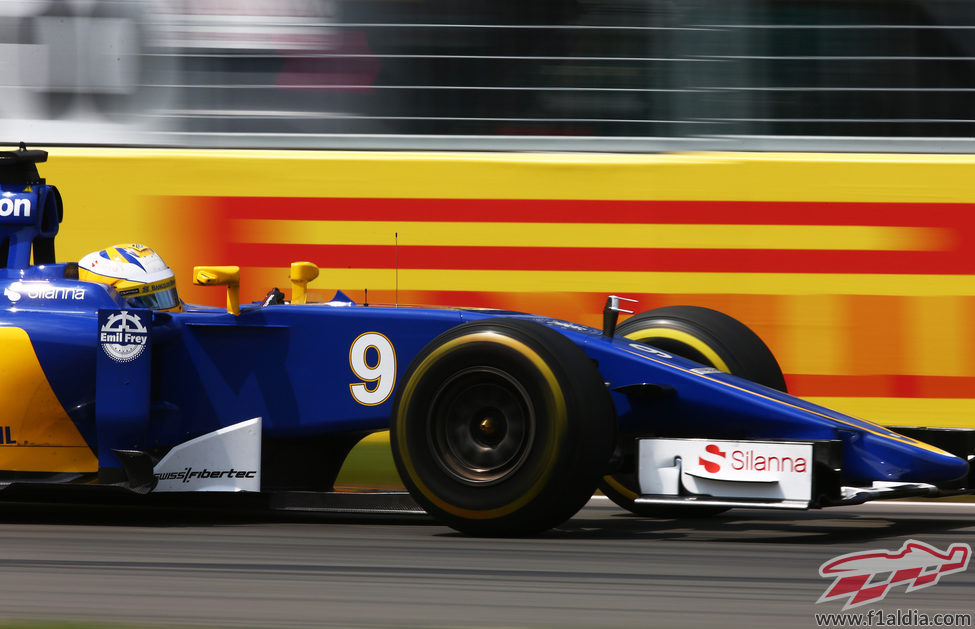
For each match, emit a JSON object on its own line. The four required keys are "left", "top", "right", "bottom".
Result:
{"left": 395, "top": 331, "right": 566, "bottom": 520}
{"left": 624, "top": 328, "right": 732, "bottom": 373}
{"left": 602, "top": 474, "right": 639, "bottom": 501}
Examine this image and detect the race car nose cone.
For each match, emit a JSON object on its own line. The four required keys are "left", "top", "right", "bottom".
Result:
{"left": 844, "top": 430, "right": 972, "bottom": 486}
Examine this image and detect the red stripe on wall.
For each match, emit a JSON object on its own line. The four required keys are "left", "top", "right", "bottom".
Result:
{"left": 786, "top": 374, "right": 975, "bottom": 399}
{"left": 212, "top": 197, "right": 975, "bottom": 229}
{"left": 227, "top": 243, "right": 975, "bottom": 275}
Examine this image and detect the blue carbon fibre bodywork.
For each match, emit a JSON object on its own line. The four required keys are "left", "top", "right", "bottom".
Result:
{"left": 149, "top": 304, "right": 471, "bottom": 439}
{"left": 571, "top": 330, "right": 967, "bottom": 484}
{"left": 13, "top": 289, "right": 966, "bottom": 487}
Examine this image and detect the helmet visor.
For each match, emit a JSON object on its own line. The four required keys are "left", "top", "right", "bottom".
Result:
{"left": 126, "top": 287, "right": 181, "bottom": 311}
{"left": 118, "top": 277, "right": 181, "bottom": 311}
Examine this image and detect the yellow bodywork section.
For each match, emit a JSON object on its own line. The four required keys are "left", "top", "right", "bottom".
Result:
{"left": 0, "top": 328, "right": 98, "bottom": 472}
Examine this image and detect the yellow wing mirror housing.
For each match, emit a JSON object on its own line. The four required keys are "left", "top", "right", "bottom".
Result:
{"left": 290, "top": 261, "right": 319, "bottom": 305}
{"left": 193, "top": 266, "right": 241, "bottom": 315}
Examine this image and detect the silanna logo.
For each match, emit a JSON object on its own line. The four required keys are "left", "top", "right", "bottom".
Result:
{"left": 99, "top": 311, "right": 148, "bottom": 362}
{"left": 818, "top": 539, "right": 971, "bottom": 609}
{"left": 697, "top": 443, "right": 808, "bottom": 476}
{"left": 699, "top": 444, "right": 726, "bottom": 473}
{"left": 4, "top": 282, "right": 86, "bottom": 303}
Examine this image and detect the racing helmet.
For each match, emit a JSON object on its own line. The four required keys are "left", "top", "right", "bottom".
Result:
{"left": 78, "top": 243, "right": 182, "bottom": 311}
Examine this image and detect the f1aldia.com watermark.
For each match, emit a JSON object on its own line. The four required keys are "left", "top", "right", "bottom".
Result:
{"left": 814, "top": 609, "right": 972, "bottom": 627}
{"left": 814, "top": 539, "right": 972, "bottom": 627}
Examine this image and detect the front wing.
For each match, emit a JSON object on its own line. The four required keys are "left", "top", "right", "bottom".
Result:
{"left": 634, "top": 431, "right": 975, "bottom": 511}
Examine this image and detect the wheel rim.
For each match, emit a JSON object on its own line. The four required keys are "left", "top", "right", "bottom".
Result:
{"left": 428, "top": 366, "right": 535, "bottom": 486}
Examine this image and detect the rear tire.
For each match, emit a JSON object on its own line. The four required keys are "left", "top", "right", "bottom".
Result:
{"left": 601, "top": 305, "right": 786, "bottom": 518}
{"left": 392, "top": 318, "right": 615, "bottom": 536}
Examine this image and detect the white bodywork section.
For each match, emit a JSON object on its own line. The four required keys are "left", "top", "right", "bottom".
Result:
{"left": 638, "top": 438, "right": 814, "bottom": 505}
{"left": 153, "top": 417, "right": 262, "bottom": 492}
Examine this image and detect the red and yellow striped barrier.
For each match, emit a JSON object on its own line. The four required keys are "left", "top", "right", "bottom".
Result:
{"left": 45, "top": 148, "right": 975, "bottom": 428}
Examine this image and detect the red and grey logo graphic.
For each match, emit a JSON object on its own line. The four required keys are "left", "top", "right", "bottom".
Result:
{"left": 817, "top": 539, "right": 971, "bottom": 609}
{"left": 698, "top": 444, "right": 725, "bottom": 473}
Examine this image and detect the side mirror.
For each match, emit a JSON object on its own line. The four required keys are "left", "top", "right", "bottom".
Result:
{"left": 193, "top": 265, "right": 241, "bottom": 315}
{"left": 289, "top": 261, "right": 319, "bottom": 305}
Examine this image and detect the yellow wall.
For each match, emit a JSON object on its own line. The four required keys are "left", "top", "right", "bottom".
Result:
{"left": 43, "top": 148, "right": 975, "bottom": 428}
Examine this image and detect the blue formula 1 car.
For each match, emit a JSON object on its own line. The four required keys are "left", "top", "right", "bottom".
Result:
{"left": 2, "top": 147, "right": 974, "bottom": 536}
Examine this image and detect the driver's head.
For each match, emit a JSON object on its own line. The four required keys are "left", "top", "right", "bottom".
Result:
{"left": 79, "top": 243, "right": 181, "bottom": 312}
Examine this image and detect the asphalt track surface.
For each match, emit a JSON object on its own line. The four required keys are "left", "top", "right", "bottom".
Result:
{"left": 1, "top": 498, "right": 974, "bottom": 629}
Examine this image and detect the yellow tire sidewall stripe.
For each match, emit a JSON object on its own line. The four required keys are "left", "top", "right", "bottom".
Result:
{"left": 395, "top": 331, "right": 567, "bottom": 520}
{"left": 602, "top": 473, "right": 639, "bottom": 501}
{"left": 624, "top": 328, "right": 732, "bottom": 373}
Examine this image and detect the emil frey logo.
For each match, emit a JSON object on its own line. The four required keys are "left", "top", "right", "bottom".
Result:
{"left": 99, "top": 311, "right": 148, "bottom": 363}
{"left": 817, "top": 539, "right": 971, "bottom": 610}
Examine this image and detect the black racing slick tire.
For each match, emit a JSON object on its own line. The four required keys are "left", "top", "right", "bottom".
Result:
{"left": 601, "top": 305, "right": 787, "bottom": 518}
{"left": 391, "top": 318, "right": 615, "bottom": 536}
{"left": 618, "top": 306, "right": 786, "bottom": 392}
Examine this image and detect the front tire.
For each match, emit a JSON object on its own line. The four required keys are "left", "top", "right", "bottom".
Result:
{"left": 392, "top": 318, "right": 615, "bottom": 536}
{"left": 602, "top": 305, "right": 786, "bottom": 518}
{"left": 618, "top": 306, "right": 785, "bottom": 392}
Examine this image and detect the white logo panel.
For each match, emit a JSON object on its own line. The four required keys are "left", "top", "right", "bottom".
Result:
{"left": 153, "top": 417, "right": 262, "bottom": 492}
{"left": 639, "top": 438, "right": 814, "bottom": 502}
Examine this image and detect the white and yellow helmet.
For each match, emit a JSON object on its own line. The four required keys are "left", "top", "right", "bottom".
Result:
{"left": 79, "top": 243, "right": 181, "bottom": 312}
